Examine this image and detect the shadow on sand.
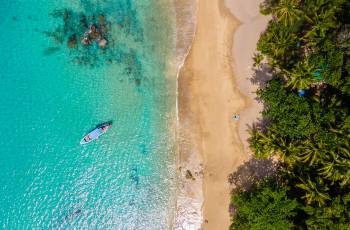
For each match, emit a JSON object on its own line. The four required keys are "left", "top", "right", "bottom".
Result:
{"left": 228, "top": 157, "right": 280, "bottom": 216}
{"left": 228, "top": 157, "right": 280, "bottom": 193}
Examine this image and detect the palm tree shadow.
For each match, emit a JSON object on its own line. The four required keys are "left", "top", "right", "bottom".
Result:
{"left": 250, "top": 63, "right": 273, "bottom": 90}
{"left": 228, "top": 157, "right": 280, "bottom": 193}
{"left": 247, "top": 117, "right": 271, "bottom": 136}
{"left": 246, "top": 61, "right": 273, "bottom": 132}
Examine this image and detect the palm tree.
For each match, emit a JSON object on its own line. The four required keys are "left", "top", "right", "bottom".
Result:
{"left": 318, "top": 147, "right": 350, "bottom": 186}
{"left": 285, "top": 60, "right": 316, "bottom": 90}
{"left": 272, "top": 29, "right": 298, "bottom": 58}
{"left": 258, "top": 22, "right": 298, "bottom": 61}
{"left": 249, "top": 130, "right": 274, "bottom": 158}
{"left": 294, "top": 140, "right": 329, "bottom": 166}
{"left": 253, "top": 53, "right": 264, "bottom": 68}
{"left": 296, "top": 147, "right": 319, "bottom": 166}
{"left": 303, "top": 7, "right": 338, "bottom": 45}
{"left": 272, "top": 0, "right": 302, "bottom": 26}
{"left": 296, "top": 177, "right": 330, "bottom": 206}
{"left": 249, "top": 129, "right": 301, "bottom": 167}
{"left": 318, "top": 160, "right": 350, "bottom": 186}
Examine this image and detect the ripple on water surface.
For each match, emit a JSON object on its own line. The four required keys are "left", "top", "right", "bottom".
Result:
{"left": 0, "top": 0, "right": 177, "bottom": 228}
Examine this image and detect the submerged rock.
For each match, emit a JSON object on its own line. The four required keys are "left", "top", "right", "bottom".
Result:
{"left": 186, "top": 170, "right": 195, "bottom": 180}
{"left": 67, "top": 34, "right": 77, "bottom": 48}
{"left": 81, "top": 37, "right": 91, "bottom": 46}
{"left": 98, "top": 38, "right": 107, "bottom": 48}
{"left": 45, "top": 8, "right": 118, "bottom": 66}
{"left": 88, "top": 24, "right": 100, "bottom": 39}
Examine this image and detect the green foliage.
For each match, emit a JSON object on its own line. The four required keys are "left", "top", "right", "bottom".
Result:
{"left": 296, "top": 177, "right": 330, "bottom": 206}
{"left": 272, "top": 0, "right": 302, "bottom": 26}
{"left": 231, "top": 180, "right": 298, "bottom": 230}
{"left": 285, "top": 60, "right": 317, "bottom": 89}
{"left": 257, "top": 78, "right": 315, "bottom": 139}
{"left": 257, "top": 22, "right": 299, "bottom": 67}
{"left": 303, "top": 193, "right": 350, "bottom": 229}
{"left": 253, "top": 53, "right": 264, "bottom": 68}
{"left": 257, "top": 0, "right": 350, "bottom": 93}
{"left": 232, "top": 0, "right": 350, "bottom": 229}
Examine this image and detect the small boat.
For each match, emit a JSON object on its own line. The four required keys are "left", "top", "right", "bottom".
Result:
{"left": 80, "top": 123, "right": 112, "bottom": 145}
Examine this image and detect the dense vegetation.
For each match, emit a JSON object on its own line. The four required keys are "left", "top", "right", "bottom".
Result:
{"left": 231, "top": 0, "right": 350, "bottom": 229}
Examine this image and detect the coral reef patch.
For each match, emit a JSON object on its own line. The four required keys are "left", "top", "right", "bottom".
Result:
{"left": 44, "top": 5, "right": 146, "bottom": 86}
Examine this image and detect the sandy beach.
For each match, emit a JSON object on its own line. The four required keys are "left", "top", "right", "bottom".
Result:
{"left": 226, "top": 0, "right": 271, "bottom": 153}
{"left": 177, "top": 0, "right": 269, "bottom": 229}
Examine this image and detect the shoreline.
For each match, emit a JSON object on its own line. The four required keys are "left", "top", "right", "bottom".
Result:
{"left": 173, "top": 0, "right": 203, "bottom": 229}
{"left": 177, "top": 0, "right": 245, "bottom": 229}
{"left": 176, "top": 0, "right": 269, "bottom": 229}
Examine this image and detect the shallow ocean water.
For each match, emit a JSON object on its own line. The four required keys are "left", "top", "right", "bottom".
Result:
{"left": 0, "top": 0, "right": 177, "bottom": 228}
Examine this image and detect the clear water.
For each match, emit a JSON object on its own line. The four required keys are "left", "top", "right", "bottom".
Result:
{"left": 0, "top": 0, "right": 177, "bottom": 229}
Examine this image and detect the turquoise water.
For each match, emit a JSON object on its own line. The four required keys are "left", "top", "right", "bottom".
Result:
{"left": 0, "top": 0, "right": 177, "bottom": 228}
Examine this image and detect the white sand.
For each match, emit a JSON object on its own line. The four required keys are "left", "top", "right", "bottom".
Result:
{"left": 226, "top": 0, "right": 270, "bottom": 153}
